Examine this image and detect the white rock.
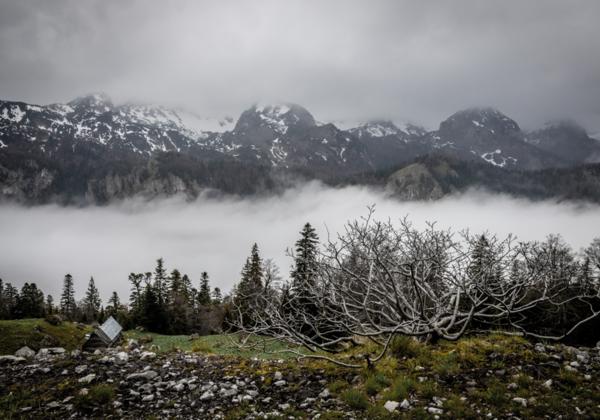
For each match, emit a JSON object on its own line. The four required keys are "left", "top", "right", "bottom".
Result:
{"left": 200, "top": 391, "right": 214, "bottom": 401}
{"left": 74, "top": 365, "right": 87, "bottom": 374}
{"left": 141, "top": 394, "right": 154, "bottom": 402}
{"left": 78, "top": 374, "right": 96, "bottom": 384}
{"left": 127, "top": 370, "right": 158, "bottom": 381}
{"left": 115, "top": 352, "right": 129, "bottom": 364}
{"left": 543, "top": 379, "right": 553, "bottom": 389}
{"left": 279, "top": 403, "right": 291, "bottom": 410}
{"left": 273, "top": 371, "right": 283, "bottom": 381}
{"left": 427, "top": 407, "right": 443, "bottom": 415}
{"left": 15, "top": 346, "right": 36, "bottom": 358}
{"left": 0, "top": 355, "right": 26, "bottom": 364}
{"left": 318, "top": 388, "right": 330, "bottom": 399}
{"left": 273, "top": 380, "right": 286, "bottom": 387}
{"left": 512, "top": 397, "right": 528, "bottom": 407}
{"left": 400, "top": 399, "right": 411, "bottom": 409}
{"left": 384, "top": 400, "right": 400, "bottom": 412}
{"left": 140, "top": 351, "right": 156, "bottom": 360}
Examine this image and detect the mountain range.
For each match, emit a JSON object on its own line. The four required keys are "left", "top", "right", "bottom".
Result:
{"left": 1, "top": 93, "right": 600, "bottom": 203}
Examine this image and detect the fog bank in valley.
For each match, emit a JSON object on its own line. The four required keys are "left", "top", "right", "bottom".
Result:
{"left": 1, "top": 183, "right": 599, "bottom": 304}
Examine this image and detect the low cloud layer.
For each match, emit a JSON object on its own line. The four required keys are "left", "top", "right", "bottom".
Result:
{"left": 1, "top": 183, "right": 600, "bottom": 304}
{"left": 0, "top": 1, "right": 599, "bottom": 130}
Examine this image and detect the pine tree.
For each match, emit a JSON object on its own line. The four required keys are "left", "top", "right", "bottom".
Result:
{"left": 211, "top": 287, "right": 222, "bottom": 304}
{"left": 128, "top": 273, "right": 144, "bottom": 313}
{"left": 168, "top": 269, "right": 188, "bottom": 333}
{"left": 290, "top": 223, "right": 320, "bottom": 307}
{"left": 107, "top": 291, "right": 121, "bottom": 317}
{"left": 1, "top": 282, "right": 18, "bottom": 319}
{"left": 14, "top": 283, "right": 45, "bottom": 318}
{"left": 60, "top": 274, "right": 76, "bottom": 319}
{"left": 154, "top": 258, "right": 168, "bottom": 306}
{"left": 197, "top": 272, "right": 211, "bottom": 306}
{"left": 83, "top": 277, "right": 102, "bottom": 321}
{"left": 182, "top": 274, "right": 192, "bottom": 302}
{"left": 46, "top": 294, "right": 54, "bottom": 314}
{"left": 234, "top": 244, "right": 264, "bottom": 326}
{"left": 0, "top": 279, "right": 5, "bottom": 319}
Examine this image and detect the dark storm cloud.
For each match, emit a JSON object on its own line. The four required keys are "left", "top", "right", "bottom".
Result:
{"left": 0, "top": 0, "right": 599, "bottom": 130}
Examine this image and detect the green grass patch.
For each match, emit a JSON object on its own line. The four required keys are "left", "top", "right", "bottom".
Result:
{"left": 363, "top": 372, "right": 392, "bottom": 396}
{"left": 382, "top": 376, "right": 415, "bottom": 401}
{"left": 340, "top": 388, "right": 369, "bottom": 410}
{"left": 124, "top": 331, "right": 306, "bottom": 359}
{"left": 0, "top": 318, "right": 91, "bottom": 354}
{"left": 75, "top": 384, "right": 115, "bottom": 412}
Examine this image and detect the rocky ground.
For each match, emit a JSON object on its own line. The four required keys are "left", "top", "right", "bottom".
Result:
{"left": 0, "top": 336, "right": 599, "bottom": 419}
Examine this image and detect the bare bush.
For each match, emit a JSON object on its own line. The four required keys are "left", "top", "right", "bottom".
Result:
{"left": 232, "top": 209, "right": 600, "bottom": 366}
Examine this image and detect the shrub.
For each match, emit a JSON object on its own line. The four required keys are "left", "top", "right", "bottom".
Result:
{"left": 75, "top": 384, "right": 115, "bottom": 412}
{"left": 389, "top": 335, "right": 424, "bottom": 359}
{"left": 363, "top": 372, "right": 391, "bottom": 396}
{"left": 383, "top": 376, "right": 415, "bottom": 401}
{"left": 341, "top": 389, "right": 369, "bottom": 410}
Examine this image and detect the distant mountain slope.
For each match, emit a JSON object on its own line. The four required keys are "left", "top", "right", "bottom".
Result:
{"left": 385, "top": 155, "right": 600, "bottom": 202}
{"left": 2, "top": 94, "right": 600, "bottom": 203}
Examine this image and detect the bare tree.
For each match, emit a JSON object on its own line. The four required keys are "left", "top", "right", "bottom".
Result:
{"left": 232, "top": 210, "right": 600, "bottom": 367}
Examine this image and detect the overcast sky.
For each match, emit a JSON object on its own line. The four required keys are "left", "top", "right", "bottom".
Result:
{"left": 0, "top": 0, "right": 599, "bottom": 130}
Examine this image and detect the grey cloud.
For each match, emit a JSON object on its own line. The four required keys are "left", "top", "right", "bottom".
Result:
{"left": 1, "top": 183, "right": 599, "bottom": 304}
{"left": 0, "top": 0, "right": 599, "bottom": 130}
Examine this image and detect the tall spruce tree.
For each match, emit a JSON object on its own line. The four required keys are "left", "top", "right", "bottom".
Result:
{"left": 197, "top": 272, "right": 211, "bottom": 306}
{"left": 168, "top": 269, "right": 188, "bottom": 333}
{"left": 107, "top": 291, "right": 121, "bottom": 317}
{"left": 83, "top": 277, "right": 102, "bottom": 321}
{"left": 128, "top": 272, "right": 144, "bottom": 323}
{"left": 154, "top": 258, "right": 168, "bottom": 306}
{"left": 290, "top": 223, "right": 319, "bottom": 303}
{"left": 211, "top": 287, "right": 222, "bottom": 304}
{"left": 60, "top": 274, "right": 76, "bottom": 319}
{"left": 46, "top": 294, "right": 54, "bottom": 314}
{"left": 234, "top": 244, "right": 264, "bottom": 326}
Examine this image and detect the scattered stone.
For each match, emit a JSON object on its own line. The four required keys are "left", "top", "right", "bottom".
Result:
{"left": 273, "top": 380, "right": 286, "bottom": 387}
{"left": 543, "top": 379, "right": 553, "bottom": 389}
{"left": 507, "top": 382, "right": 518, "bottom": 390}
{"left": 46, "top": 401, "right": 61, "bottom": 409}
{"left": 273, "top": 371, "right": 283, "bottom": 381}
{"left": 535, "top": 343, "right": 546, "bottom": 352}
{"left": 115, "top": 352, "right": 129, "bottom": 364}
{"left": 278, "top": 403, "right": 290, "bottom": 411}
{"left": 127, "top": 370, "right": 158, "bottom": 381}
{"left": 318, "top": 389, "right": 330, "bottom": 399}
{"left": 140, "top": 351, "right": 156, "bottom": 361}
{"left": 15, "top": 346, "right": 36, "bottom": 358}
{"left": 200, "top": 391, "right": 214, "bottom": 401}
{"left": 0, "top": 355, "right": 26, "bottom": 364}
{"left": 513, "top": 397, "right": 528, "bottom": 407}
{"left": 427, "top": 407, "right": 443, "bottom": 415}
{"left": 384, "top": 400, "right": 400, "bottom": 412}
{"left": 400, "top": 399, "right": 411, "bottom": 409}
{"left": 141, "top": 394, "right": 154, "bottom": 402}
{"left": 74, "top": 365, "right": 87, "bottom": 374}
{"left": 78, "top": 373, "right": 96, "bottom": 384}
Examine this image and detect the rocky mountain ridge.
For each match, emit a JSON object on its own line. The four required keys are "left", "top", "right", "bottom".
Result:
{"left": 2, "top": 94, "right": 600, "bottom": 203}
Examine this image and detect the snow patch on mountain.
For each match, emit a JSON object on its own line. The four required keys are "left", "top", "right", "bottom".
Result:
{"left": 1, "top": 105, "right": 26, "bottom": 123}
{"left": 481, "top": 149, "right": 517, "bottom": 167}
